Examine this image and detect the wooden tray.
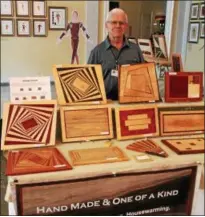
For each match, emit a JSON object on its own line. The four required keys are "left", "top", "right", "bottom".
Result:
{"left": 164, "top": 72, "right": 203, "bottom": 102}
{"left": 119, "top": 63, "right": 160, "bottom": 103}
{"left": 115, "top": 105, "right": 159, "bottom": 140}
{"left": 1, "top": 101, "right": 57, "bottom": 151}
{"left": 171, "top": 53, "right": 184, "bottom": 72}
{"left": 161, "top": 138, "right": 204, "bottom": 154}
{"left": 60, "top": 105, "right": 113, "bottom": 142}
{"left": 69, "top": 146, "right": 129, "bottom": 166}
{"left": 52, "top": 64, "right": 107, "bottom": 105}
{"left": 159, "top": 105, "right": 204, "bottom": 136}
{"left": 6, "top": 147, "right": 72, "bottom": 175}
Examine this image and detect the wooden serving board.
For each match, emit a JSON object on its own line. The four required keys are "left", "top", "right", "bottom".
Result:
{"left": 164, "top": 72, "right": 203, "bottom": 102}
{"left": 6, "top": 147, "right": 72, "bottom": 175}
{"left": 69, "top": 146, "right": 129, "bottom": 166}
{"left": 60, "top": 105, "right": 113, "bottom": 142}
{"left": 1, "top": 100, "right": 57, "bottom": 150}
{"left": 115, "top": 105, "right": 159, "bottom": 140}
{"left": 119, "top": 63, "right": 160, "bottom": 103}
{"left": 161, "top": 138, "right": 204, "bottom": 154}
{"left": 159, "top": 105, "right": 204, "bottom": 136}
{"left": 52, "top": 64, "right": 107, "bottom": 105}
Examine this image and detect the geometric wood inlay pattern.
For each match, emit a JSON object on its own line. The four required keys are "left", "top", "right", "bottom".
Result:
{"left": 138, "top": 39, "right": 154, "bottom": 58}
{"left": 119, "top": 63, "right": 160, "bottom": 103}
{"left": 6, "top": 147, "right": 72, "bottom": 175}
{"left": 53, "top": 65, "right": 107, "bottom": 105}
{"left": 152, "top": 34, "right": 168, "bottom": 60}
{"left": 60, "top": 105, "right": 113, "bottom": 142}
{"left": 127, "top": 139, "right": 168, "bottom": 157}
{"left": 115, "top": 105, "right": 159, "bottom": 140}
{"left": 161, "top": 138, "right": 205, "bottom": 155}
{"left": 1, "top": 101, "right": 57, "bottom": 150}
{"left": 69, "top": 146, "right": 129, "bottom": 166}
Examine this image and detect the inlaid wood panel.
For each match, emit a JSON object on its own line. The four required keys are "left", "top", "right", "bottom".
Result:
{"left": 69, "top": 146, "right": 129, "bottom": 166}
{"left": 6, "top": 147, "right": 72, "bottom": 175}
{"left": 119, "top": 63, "right": 160, "bottom": 103}
{"left": 60, "top": 105, "right": 113, "bottom": 142}
{"left": 161, "top": 138, "right": 204, "bottom": 154}
{"left": 152, "top": 34, "right": 168, "bottom": 60}
{"left": 115, "top": 105, "right": 159, "bottom": 140}
{"left": 53, "top": 64, "right": 107, "bottom": 105}
{"left": 159, "top": 106, "right": 204, "bottom": 136}
{"left": 127, "top": 139, "right": 168, "bottom": 157}
{"left": 1, "top": 101, "right": 57, "bottom": 150}
{"left": 171, "top": 53, "right": 184, "bottom": 72}
{"left": 138, "top": 39, "right": 154, "bottom": 58}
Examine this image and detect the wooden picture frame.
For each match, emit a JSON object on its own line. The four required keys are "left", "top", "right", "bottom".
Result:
{"left": 33, "top": 19, "right": 47, "bottom": 37}
{"left": 190, "top": 3, "right": 199, "bottom": 20}
{"left": 115, "top": 104, "right": 159, "bottom": 140}
{"left": 1, "top": 100, "right": 57, "bottom": 151}
{"left": 49, "top": 7, "right": 67, "bottom": 30}
{"left": 138, "top": 39, "right": 154, "bottom": 58}
{"left": 200, "top": 22, "right": 204, "bottom": 38}
{"left": 32, "top": 0, "right": 47, "bottom": 17}
{"left": 15, "top": 0, "right": 30, "bottom": 17}
{"left": 53, "top": 64, "right": 107, "bottom": 105}
{"left": 1, "top": 19, "right": 15, "bottom": 36}
{"left": 164, "top": 72, "right": 203, "bottom": 102}
{"left": 152, "top": 34, "right": 168, "bottom": 60}
{"left": 199, "top": 3, "right": 205, "bottom": 19}
{"left": 118, "top": 63, "right": 160, "bottom": 103}
{"left": 188, "top": 22, "right": 200, "bottom": 43}
{"left": 16, "top": 19, "right": 31, "bottom": 36}
{"left": 171, "top": 53, "right": 184, "bottom": 72}
{"left": 60, "top": 105, "right": 113, "bottom": 142}
{"left": 0, "top": 0, "right": 13, "bottom": 16}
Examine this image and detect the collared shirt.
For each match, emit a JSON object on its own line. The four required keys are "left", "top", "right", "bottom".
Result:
{"left": 87, "top": 36, "right": 144, "bottom": 100}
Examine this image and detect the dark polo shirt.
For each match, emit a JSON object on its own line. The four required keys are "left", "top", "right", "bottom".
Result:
{"left": 87, "top": 36, "right": 144, "bottom": 100}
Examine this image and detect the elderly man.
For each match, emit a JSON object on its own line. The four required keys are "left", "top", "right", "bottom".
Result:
{"left": 88, "top": 8, "right": 144, "bottom": 100}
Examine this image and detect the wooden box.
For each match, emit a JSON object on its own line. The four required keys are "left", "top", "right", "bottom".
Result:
{"left": 60, "top": 105, "right": 113, "bottom": 142}
{"left": 115, "top": 105, "right": 159, "bottom": 140}
{"left": 159, "top": 105, "right": 204, "bottom": 136}
{"left": 52, "top": 64, "right": 107, "bottom": 105}
{"left": 119, "top": 63, "right": 160, "bottom": 103}
{"left": 164, "top": 72, "right": 203, "bottom": 102}
{"left": 1, "top": 101, "right": 57, "bottom": 150}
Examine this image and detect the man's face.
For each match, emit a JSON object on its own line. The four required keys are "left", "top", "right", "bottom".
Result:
{"left": 105, "top": 13, "right": 128, "bottom": 39}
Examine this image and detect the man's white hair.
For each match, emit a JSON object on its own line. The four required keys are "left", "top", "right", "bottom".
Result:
{"left": 106, "top": 8, "right": 128, "bottom": 23}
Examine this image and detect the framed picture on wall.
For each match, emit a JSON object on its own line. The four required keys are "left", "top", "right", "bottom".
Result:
{"left": 190, "top": 4, "right": 199, "bottom": 20}
{"left": 200, "top": 22, "right": 204, "bottom": 38}
{"left": 32, "top": 0, "right": 47, "bottom": 17}
{"left": 199, "top": 3, "right": 205, "bottom": 19}
{"left": 49, "top": 7, "right": 67, "bottom": 30}
{"left": 188, "top": 22, "right": 199, "bottom": 43}
{"left": 16, "top": 19, "right": 31, "bottom": 36}
{"left": 33, "top": 19, "right": 47, "bottom": 37}
{"left": 16, "top": 0, "right": 30, "bottom": 17}
{"left": 1, "top": 19, "right": 14, "bottom": 36}
{"left": 0, "top": 0, "right": 13, "bottom": 16}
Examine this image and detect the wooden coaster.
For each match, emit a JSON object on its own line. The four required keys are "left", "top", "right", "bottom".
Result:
{"left": 6, "top": 147, "right": 72, "bottom": 175}
{"left": 69, "top": 146, "right": 129, "bottom": 166}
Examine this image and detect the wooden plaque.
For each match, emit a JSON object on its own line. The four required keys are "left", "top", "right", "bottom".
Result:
{"left": 69, "top": 146, "right": 129, "bottom": 166}
{"left": 52, "top": 64, "right": 107, "bottom": 105}
{"left": 152, "top": 34, "right": 168, "bottom": 60}
{"left": 161, "top": 138, "right": 204, "bottom": 154}
{"left": 6, "top": 147, "right": 72, "bottom": 175}
{"left": 1, "top": 101, "right": 57, "bottom": 150}
{"left": 164, "top": 72, "right": 203, "bottom": 102}
{"left": 171, "top": 53, "right": 184, "bottom": 72}
{"left": 115, "top": 105, "right": 159, "bottom": 140}
{"left": 60, "top": 105, "right": 113, "bottom": 142}
{"left": 159, "top": 106, "right": 204, "bottom": 136}
{"left": 119, "top": 63, "right": 160, "bottom": 103}
{"left": 138, "top": 39, "right": 154, "bottom": 58}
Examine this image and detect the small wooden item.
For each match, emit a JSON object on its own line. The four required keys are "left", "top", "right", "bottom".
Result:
{"left": 6, "top": 147, "right": 72, "bottom": 175}
{"left": 127, "top": 139, "right": 168, "bottom": 158}
{"left": 171, "top": 53, "right": 184, "bottom": 72}
{"left": 1, "top": 101, "right": 57, "bottom": 150}
{"left": 52, "top": 64, "right": 107, "bottom": 105}
{"left": 164, "top": 72, "right": 203, "bottom": 102}
{"left": 138, "top": 39, "right": 154, "bottom": 58}
{"left": 115, "top": 105, "right": 159, "bottom": 140}
{"left": 69, "top": 146, "right": 129, "bottom": 166}
{"left": 119, "top": 63, "right": 160, "bottom": 103}
{"left": 159, "top": 105, "right": 204, "bottom": 136}
{"left": 60, "top": 105, "right": 113, "bottom": 142}
{"left": 152, "top": 34, "right": 168, "bottom": 60}
{"left": 161, "top": 138, "right": 204, "bottom": 154}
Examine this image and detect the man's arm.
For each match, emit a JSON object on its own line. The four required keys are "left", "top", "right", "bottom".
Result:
{"left": 87, "top": 49, "right": 98, "bottom": 64}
